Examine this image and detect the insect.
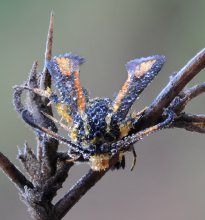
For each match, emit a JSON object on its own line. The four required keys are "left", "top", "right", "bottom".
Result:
{"left": 22, "top": 53, "right": 174, "bottom": 171}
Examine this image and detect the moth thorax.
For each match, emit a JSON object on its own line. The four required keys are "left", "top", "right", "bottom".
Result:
{"left": 89, "top": 154, "right": 110, "bottom": 171}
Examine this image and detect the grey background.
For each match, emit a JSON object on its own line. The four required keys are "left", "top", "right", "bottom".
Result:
{"left": 0, "top": 0, "right": 205, "bottom": 219}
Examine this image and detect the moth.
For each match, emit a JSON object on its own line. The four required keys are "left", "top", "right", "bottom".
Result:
{"left": 22, "top": 53, "right": 174, "bottom": 171}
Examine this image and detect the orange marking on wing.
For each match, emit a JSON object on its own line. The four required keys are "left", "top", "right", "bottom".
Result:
{"left": 135, "top": 60, "right": 156, "bottom": 78}
{"left": 74, "top": 71, "right": 85, "bottom": 112}
{"left": 113, "top": 75, "right": 131, "bottom": 112}
{"left": 55, "top": 57, "right": 73, "bottom": 76}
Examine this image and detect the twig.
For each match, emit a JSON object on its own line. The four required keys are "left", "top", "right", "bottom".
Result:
{"left": 0, "top": 152, "right": 33, "bottom": 192}
{"left": 54, "top": 154, "right": 119, "bottom": 219}
{"left": 18, "top": 142, "right": 41, "bottom": 185}
{"left": 22, "top": 13, "right": 58, "bottom": 177}
{"left": 38, "top": 12, "right": 58, "bottom": 177}
{"left": 169, "top": 82, "right": 205, "bottom": 114}
{"left": 42, "top": 162, "right": 73, "bottom": 200}
{"left": 173, "top": 113, "right": 205, "bottom": 133}
{"left": 40, "top": 11, "right": 54, "bottom": 90}
{"left": 184, "top": 82, "right": 205, "bottom": 100}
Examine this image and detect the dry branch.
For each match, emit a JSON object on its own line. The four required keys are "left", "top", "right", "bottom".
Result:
{"left": 0, "top": 152, "right": 33, "bottom": 191}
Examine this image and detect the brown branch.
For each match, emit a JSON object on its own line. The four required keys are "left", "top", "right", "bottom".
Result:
{"left": 38, "top": 12, "right": 59, "bottom": 177}
{"left": 184, "top": 82, "right": 205, "bottom": 100}
{"left": 54, "top": 154, "right": 119, "bottom": 219}
{"left": 170, "top": 82, "right": 205, "bottom": 114}
{"left": 40, "top": 11, "right": 54, "bottom": 90}
{"left": 180, "top": 82, "right": 205, "bottom": 109}
{"left": 134, "top": 48, "right": 205, "bottom": 130}
{"left": 18, "top": 142, "right": 42, "bottom": 185}
{"left": 55, "top": 170, "right": 106, "bottom": 219}
{"left": 42, "top": 162, "right": 74, "bottom": 200}
{"left": 180, "top": 113, "right": 205, "bottom": 123}
{"left": 22, "top": 13, "right": 58, "bottom": 178}
{"left": 14, "top": 60, "right": 58, "bottom": 178}
{"left": 165, "top": 82, "right": 205, "bottom": 133}
{"left": 0, "top": 152, "right": 33, "bottom": 192}
{"left": 173, "top": 113, "right": 205, "bottom": 133}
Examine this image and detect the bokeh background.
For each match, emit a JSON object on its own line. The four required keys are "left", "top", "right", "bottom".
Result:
{"left": 1, "top": 0, "right": 205, "bottom": 219}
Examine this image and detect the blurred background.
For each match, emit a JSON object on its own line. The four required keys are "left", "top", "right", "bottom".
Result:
{"left": 0, "top": 0, "right": 205, "bottom": 219}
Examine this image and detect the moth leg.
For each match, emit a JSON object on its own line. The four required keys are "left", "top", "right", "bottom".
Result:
{"left": 33, "top": 87, "right": 51, "bottom": 98}
{"left": 21, "top": 110, "right": 81, "bottom": 153}
{"left": 16, "top": 85, "right": 59, "bottom": 104}
{"left": 41, "top": 111, "right": 70, "bottom": 132}
{"left": 16, "top": 85, "right": 50, "bottom": 97}
{"left": 112, "top": 108, "right": 175, "bottom": 152}
{"left": 129, "top": 108, "right": 172, "bottom": 170}
{"left": 66, "top": 155, "right": 81, "bottom": 163}
{"left": 131, "top": 107, "right": 148, "bottom": 124}
{"left": 135, "top": 106, "right": 147, "bottom": 117}
{"left": 135, "top": 108, "right": 175, "bottom": 139}
{"left": 130, "top": 147, "right": 137, "bottom": 171}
